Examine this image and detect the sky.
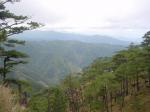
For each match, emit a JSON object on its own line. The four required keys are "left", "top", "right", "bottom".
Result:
{"left": 6, "top": 0, "right": 150, "bottom": 41}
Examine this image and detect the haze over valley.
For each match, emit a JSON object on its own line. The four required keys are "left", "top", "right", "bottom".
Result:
{"left": 11, "top": 31, "right": 127, "bottom": 85}
{"left": 1, "top": 0, "right": 150, "bottom": 111}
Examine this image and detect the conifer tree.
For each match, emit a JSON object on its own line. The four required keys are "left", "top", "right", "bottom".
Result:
{"left": 0, "top": 0, "right": 41, "bottom": 81}
{"left": 0, "top": 0, "right": 41, "bottom": 107}
{"left": 141, "top": 31, "right": 150, "bottom": 85}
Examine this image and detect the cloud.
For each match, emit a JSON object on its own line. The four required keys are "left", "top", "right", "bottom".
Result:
{"left": 5, "top": 0, "right": 150, "bottom": 39}
{"left": 6, "top": 0, "right": 64, "bottom": 24}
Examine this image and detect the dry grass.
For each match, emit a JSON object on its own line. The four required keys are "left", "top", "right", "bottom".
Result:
{"left": 123, "top": 89, "right": 150, "bottom": 112}
{"left": 0, "top": 85, "right": 22, "bottom": 112}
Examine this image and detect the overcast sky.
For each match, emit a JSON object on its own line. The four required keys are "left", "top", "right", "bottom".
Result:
{"left": 6, "top": 0, "right": 150, "bottom": 41}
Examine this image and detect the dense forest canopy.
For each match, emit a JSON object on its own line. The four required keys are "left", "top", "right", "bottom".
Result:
{"left": 24, "top": 33, "right": 150, "bottom": 112}
{"left": 0, "top": 0, "right": 150, "bottom": 112}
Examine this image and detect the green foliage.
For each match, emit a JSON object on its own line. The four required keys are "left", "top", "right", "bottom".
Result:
{"left": 28, "top": 95, "right": 48, "bottom": 112}
{"left": 0, "top": 0, "right": 41, "bottom": 82}
{"left": 1, "top": 1, "right": 150, "bottom": 111}
{"left": 2, "top": 29, "right": 148, "bottom": 112}
{"left": 28, "top": 86, "right": 67, "bottom": 112}
{"left": 142, "top": 31, "right": 150, "bottom": 47}
{"left": 0, "top": 0, "right": 40, "bottom": 110}
{"left": 12, "top": 41, "right": 124, "bottom": 85}
{"left": 82, "top": 57, "right": 112, "bottom": 82}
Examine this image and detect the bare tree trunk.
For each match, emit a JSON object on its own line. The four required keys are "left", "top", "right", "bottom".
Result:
{"left": 18, "top": 84, "right": 22, "bottom": 105}
{"left": 121, "top": 80, "right": 125, "bottom": 111}
{"left": 3, "top": 57, "right": 7, "bottom": 80}
{"left": 110, "top": 92, "right": 113, "bottom": 112}
{"left": 125, "top": 76, "right": 129, "bottom": 96}
{"left": 47, "top": 98, "right": 51, "bottom": 112}
{"left": 148, "top": 69, "right": 150, "bottom": 86}
{"left": 136, "top": 74, "right": 140, "bottom": 92}
{"left": 105, "top": 85, "right": 109, "bottom": 112}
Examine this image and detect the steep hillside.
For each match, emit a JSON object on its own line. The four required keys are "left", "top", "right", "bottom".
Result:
{"left": 123, "top": 89, "right": 150, "bottom": 112}
{"left": 10, "top": 40, "right": 125, "bottom": 85}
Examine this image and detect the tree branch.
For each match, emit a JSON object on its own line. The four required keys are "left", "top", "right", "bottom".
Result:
{"left": 0, "top": 0, "right": 20, "bottom": 5}
{"left": 0, "top": 19, "right": 27, "bottom": 31}
{"left": 0, "top": 0, "right": 9, "bottom": 5}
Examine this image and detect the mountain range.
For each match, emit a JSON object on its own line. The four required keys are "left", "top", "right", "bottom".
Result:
{"left": 10, "top": 31, "right": 128, "bottom": 86}
{"left": 14, "top": 31, "right": 130, "bottom": 45}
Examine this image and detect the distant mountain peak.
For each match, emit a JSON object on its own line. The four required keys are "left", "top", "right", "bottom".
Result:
{"left": 14, "top": 31, "right": 130, "bottom": 45}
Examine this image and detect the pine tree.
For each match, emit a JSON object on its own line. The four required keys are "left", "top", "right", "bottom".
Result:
{"left": 141, "top": 31, "right": 150, "bottom": 86}
{"left": 0, "top": 0, "right": 41, "bottom": 107}
{"left": 0, "top": 0, "right": 41, "bottom": 81}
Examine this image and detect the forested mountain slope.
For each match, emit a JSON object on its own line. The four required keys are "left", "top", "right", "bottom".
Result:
{"left": 11, "top": 40, "right": 125, "bottom": 85}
